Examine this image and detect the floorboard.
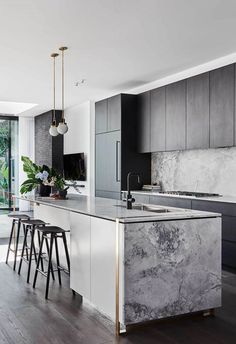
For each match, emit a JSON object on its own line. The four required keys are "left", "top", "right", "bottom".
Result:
{"left": 1, "top": 239, "right": 236, "bottom": 344}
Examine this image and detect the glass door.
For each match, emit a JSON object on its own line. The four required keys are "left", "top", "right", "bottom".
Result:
{"left": 0, "top": 116, "right": 18, "bottom": 210}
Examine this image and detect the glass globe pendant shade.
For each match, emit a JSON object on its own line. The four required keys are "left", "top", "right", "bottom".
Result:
{"left": 49, "top": 122, "right": 59, "bottom": 136}
{"left": 57, "top": 119, "right": 68, "bottom": 134}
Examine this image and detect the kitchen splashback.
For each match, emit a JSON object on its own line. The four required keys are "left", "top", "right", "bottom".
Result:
{"left": 152, "top": 147, "right": 236, "bottom": 196}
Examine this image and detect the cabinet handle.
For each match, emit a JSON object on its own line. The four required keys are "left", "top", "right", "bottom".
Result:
{"left": 116, "top": 141, "right": 121, "bottom": 182}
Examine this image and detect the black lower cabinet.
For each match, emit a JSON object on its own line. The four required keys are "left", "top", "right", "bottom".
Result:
{"left": 222, "top": 241, "right": 236, "bottom": 269}
{"left": 150, "top": 196, "right": 192, "bottom": 209}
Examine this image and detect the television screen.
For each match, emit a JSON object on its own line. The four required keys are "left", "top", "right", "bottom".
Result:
{"left": 63, "top": 153, "right": 86, "bottom": 181}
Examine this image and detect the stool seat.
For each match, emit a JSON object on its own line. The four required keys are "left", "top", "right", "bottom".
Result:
{"left": 37, "top": 226, "right": 66, "bottom": 233}
{"left": 8, "top": 213, "right": 30, "bottom": 220}
{"left": 21, "top": 219, "right": 46, "bottom": 226}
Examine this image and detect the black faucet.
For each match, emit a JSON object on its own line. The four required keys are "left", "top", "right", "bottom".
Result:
{"left": 126, "top": 172, "right": 141, "bottom": 209}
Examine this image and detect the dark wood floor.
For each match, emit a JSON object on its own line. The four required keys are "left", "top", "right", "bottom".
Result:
{"left": 0, "top": 238, "right": 236, "bottom": 344}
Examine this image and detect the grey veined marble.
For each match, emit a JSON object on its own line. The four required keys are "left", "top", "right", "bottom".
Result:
{"left": 152, "top": 147, "right": 236, "bottom": 196}
{"left": 124, "top": 217, "right": 221, "bottom": 324}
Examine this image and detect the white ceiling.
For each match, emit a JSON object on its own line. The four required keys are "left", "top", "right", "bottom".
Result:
{"left": 1, "top": 0, "right": 236, "bottom": 116}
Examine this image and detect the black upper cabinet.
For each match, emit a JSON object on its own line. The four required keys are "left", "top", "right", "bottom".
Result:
{"left": 107, "top": 95, "right": 121, "bottom": 132}
{"left": 186, "top": 73, "right": 210, "bottom": 149}
{"left": 150, "top": 87, "right": 166, "bottom": 152}
{"left": 166, "top": 80, "right": 186, "bottom": 151}
{"left": 95, "top": 99, "right": 107, "bottom": 134}
{"left": 210, "top": 64, "right": 234, "bottom": 148}
{"left": 137, "top": 91, "right": 151, "bottom": 153}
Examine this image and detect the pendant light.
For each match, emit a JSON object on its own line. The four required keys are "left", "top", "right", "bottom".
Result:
{"left": 57, "top": 46, "right": 68, "bottom": 134}
{"left": 49, "top": 52, "right": 59, "bottom": 136}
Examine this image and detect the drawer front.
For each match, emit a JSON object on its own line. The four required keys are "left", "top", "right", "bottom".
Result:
{"left": 222, "top": 216, "right": 236, "bottom": 242}
{"left": 192, "top": 200, "right": 236, "bottom": 216}
{"left": 133, "top": 194, "right": 150, "bottom": 204}
{"left": 222, "top": 240, "right": 236, "bottom": 268}
{"left": 149, "top": 196, "right": 192, "bottom": 209}
{"left": 95, "top": 190, "right": 121, "bottom": 200}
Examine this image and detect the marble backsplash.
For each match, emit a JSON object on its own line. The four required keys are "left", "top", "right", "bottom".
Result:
{"left": 152, "top": 147, "right": 236, "bottom": 196}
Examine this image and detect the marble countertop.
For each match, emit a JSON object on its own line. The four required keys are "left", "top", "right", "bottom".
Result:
{"left": 15, "top": 194, "right": 221, "bottom": 223}
{"left": 122, "top": 190, "right": 236, "bottom": 204}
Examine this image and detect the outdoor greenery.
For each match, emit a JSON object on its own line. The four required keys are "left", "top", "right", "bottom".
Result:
{"left": 20, "top": 156, "right": 65, "bottom": 194}
{"left": 0, "top": 121, "right": 10, "bottom": 206}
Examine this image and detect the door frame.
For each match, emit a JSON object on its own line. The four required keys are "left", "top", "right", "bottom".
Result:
{"left": 0, "top": 115, "right": 18, "bottom": 210}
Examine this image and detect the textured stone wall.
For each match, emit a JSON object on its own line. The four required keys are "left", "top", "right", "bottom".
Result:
{"left": 152, "top": 147, "right": 236, "bottom": 196}
{"left": 35, "top": 110, "right": 63, "bottom": 173}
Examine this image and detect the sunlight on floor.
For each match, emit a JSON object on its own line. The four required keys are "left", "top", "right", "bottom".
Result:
{"left": 0, "top": 243, "right": 14, "bottom": 263}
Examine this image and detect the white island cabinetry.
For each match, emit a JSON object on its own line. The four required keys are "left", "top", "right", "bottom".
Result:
{"left": 70, "top": 212, "right": 118, "bottom": 320}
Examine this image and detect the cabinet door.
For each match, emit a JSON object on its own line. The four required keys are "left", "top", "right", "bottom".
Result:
{"left": 191, "top": 200, "right": 236, "bottom": 216}
{"left": 70, "top": 212, "right": 91, "bottom": 299}
{"left": 210, "top": 64, "right": 234, "bottom": 148}
{"left": 150, "top": 196, "right": 192, "bottom": 209}
{"left": 108, "top": 94, "right": 121, "bottom": 132}
{"left": 137, "top": 91, "right": 151, "bottom": 153}
{"left": 95, "top": 190, "right": 121, "bottom": 200}
{"left": 222, "top": 241, "right": 236, "bottom": 268}
{"left": 150, "top": 87, "right": 166, "bottom": 152}
{"left": 187, "top": 73, "right": 210, "bottom": 149}
{"left": 166, "top": 80, "right": 186, "bottom": 151}
{"left": 95, "top": 99, "right": 107, "bottom": 134}
{"left": 222, "top": 216, "right": 236, "bottom": 242}
{"left": 91, "top": 217, "right": 116, "bottom": 320}
{"left": 95, "top": 131, "right": 121, "bottom": 193}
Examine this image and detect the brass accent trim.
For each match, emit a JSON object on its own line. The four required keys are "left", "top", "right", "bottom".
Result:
{"left": 115, "top": 218, "right": 120, "bottom": 336}
{"left": 51, "top": 53, "right": 59, "bottom": 123}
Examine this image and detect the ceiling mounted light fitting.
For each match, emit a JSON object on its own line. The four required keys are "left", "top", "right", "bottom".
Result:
{"left": 57, "top": 46, "right": 68, "bottom": 135}
{"left": 49, "top": 52, "right": 59, "bottom": 136}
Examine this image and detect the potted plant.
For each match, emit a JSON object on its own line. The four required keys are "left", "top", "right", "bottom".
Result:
{"left": 20, "top": 156, "right": 65, "bottom": 197}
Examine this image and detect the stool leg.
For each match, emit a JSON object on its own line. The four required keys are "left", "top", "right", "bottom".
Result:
{"left": 18, "top": 225, "right": 29, "bottom": 275}
{"left": 27, "top": 226, "right": 36, "bottom": 283}
{"left": 54, "top": 236, "right": 61, "bottom": 285}
{"left": 23, "top": 224, "right": 29, "bottom": 261}
{"left": 62, "top": 233, "right": 70, "bottom": 273}
{"left": 6, "top": 219, "right": 15, "bottom": 264}
{"left": 37, "top": 230, "right": 44, "bottom": 272}
{"left": 32, "top": 235, "right": 38, "bottom": 265}
{"left": 33, "top": 235, "right": 44, "bottom": 289}
{"left": 13, "top": 220, "right": 21, "bottom": 271}
{"left": 45, "top": 236, "right": 55, "bottom": 280}
{"left": 45, "top": 234, "right": 54, "bottom": 299}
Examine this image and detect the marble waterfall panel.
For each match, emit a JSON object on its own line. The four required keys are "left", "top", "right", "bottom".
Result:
{"left": 152, "top": 147, "right": 236, "bottom": 196}
{"left": 124, "top": 217, "right": 221, "bottom": 324}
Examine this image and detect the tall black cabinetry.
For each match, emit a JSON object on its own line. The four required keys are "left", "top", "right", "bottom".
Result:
{"left": 95, "top": 94, "right": 151, "bottom": 200}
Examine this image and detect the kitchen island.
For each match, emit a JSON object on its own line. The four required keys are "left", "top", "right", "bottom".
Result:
{"left": 15, "top": 194, "right": 222, "bottom": 334}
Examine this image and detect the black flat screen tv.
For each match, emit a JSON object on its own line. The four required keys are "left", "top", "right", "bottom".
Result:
{"left": 63, "top": 153, "right": 86, "bottom": 181}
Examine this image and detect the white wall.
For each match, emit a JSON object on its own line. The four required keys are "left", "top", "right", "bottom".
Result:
{"left": 64, "top": 101, "right": 95, "bottom": 196}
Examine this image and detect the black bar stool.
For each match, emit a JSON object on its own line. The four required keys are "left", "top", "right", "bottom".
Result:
{"left": 18, "top": 219, "right": 54, "bottom": 283}
{"left": 6, "top": 213, "right": 31, "bottom": 270}
{"left": 33, "top": 226, "right": 70, "bottom": 299}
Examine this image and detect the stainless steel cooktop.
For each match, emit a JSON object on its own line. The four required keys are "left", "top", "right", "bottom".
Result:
{"left": 159, "top": 191, "right": 222, "bottom": 198}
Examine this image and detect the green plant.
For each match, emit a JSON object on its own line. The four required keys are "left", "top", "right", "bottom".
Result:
{"left": 0, "top": 161, "right": 9, "bottom": 190}
{"left": 20, "top": 156, "right": 65, "bottom": 194}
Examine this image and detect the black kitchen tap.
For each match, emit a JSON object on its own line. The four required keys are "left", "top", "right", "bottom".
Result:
{"left": 126, "top": 172, "right": 141, "bottom": 209}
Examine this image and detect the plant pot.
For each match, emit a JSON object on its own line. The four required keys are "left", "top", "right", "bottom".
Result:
{"left": 59, "top": 189, "right": 68, "bottom": 199}
{"left": 39, "top": 184, "right": 51, "bottom": 197}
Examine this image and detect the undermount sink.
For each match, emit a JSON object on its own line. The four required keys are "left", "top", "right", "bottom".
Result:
{"left": 114, "top": 204, "right": 173, "bottom": 213}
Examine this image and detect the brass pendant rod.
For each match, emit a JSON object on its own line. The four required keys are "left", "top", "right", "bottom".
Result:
{"left": 59, "top": 47, "right": 68, "bottom": 121}
{"left": 51, "top": 53, "right": 59, "bottom": 123}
